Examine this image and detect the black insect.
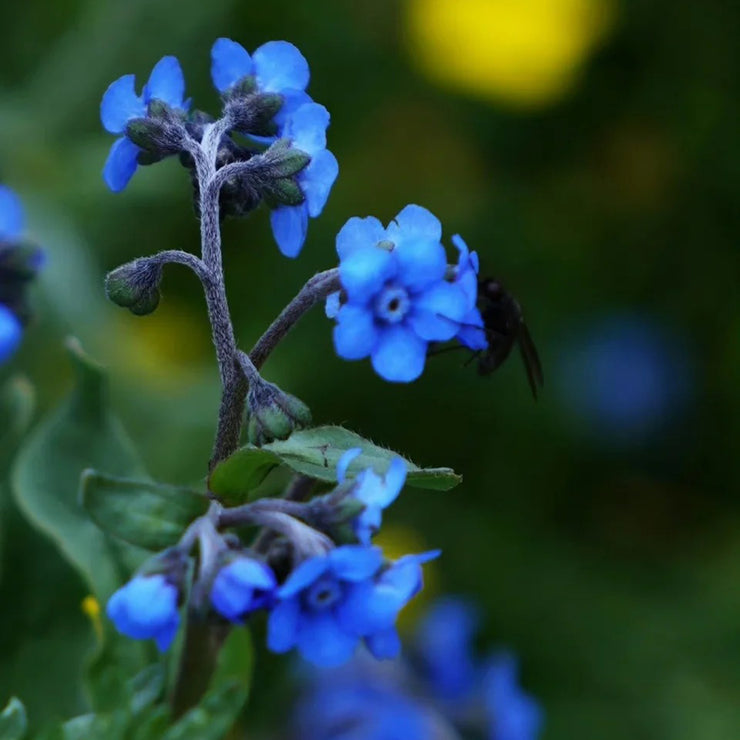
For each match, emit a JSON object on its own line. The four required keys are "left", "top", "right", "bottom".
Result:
{"left": 473, "top": 277, "right": 544, "bottom": 399}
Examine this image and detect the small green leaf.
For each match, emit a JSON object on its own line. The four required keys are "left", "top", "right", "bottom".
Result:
{"left": 11, "top": 339, "right": 148, "bottom": 599}
{"left": 161, "top": 682, "right": 245, "bottom": 740}
{"left": 208, "top": 447, "right": 281, "bottom": 505}
{"left": 208, "top": 426, "right": 462, "bottom": 500}
{"left": 59, "top": 712, "right": 128, "bottom": 740}
{"left": 0, "top": 697, "right": 27, "bottom": 740}
{"left": 128, "top": 665, "right": 166, "bottom": 716}
{"left": 209, "top": 626, "right": 253, "bottom": 697}
{"left": 0, "top": 377, "right": 35, "bottom": 462}
{"left": 81, "top": 472, "right": 208, "bottom": 551}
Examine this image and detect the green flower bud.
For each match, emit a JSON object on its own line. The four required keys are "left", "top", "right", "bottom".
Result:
{"left": 247, "top": 380, "right": 312, "bottom": 446}
{"left": 105, "top": 258, "right": 162, "bottom": 316}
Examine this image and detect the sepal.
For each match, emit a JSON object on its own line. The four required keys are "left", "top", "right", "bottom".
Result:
{"left": 246, "top": 379, "right": 312, "bottom": 446}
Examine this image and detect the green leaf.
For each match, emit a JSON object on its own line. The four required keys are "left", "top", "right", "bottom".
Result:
{"left": 207, "top": 447, "right": 281, "bottom": 505}
{"left": 0, "top": 377, "right": 35, "bottom": 466}
{"left": 80, "top": 472, "right": 208, "bottom": 551}
{"left": 160, "top": 681, "right": 245, "bottom": 740}
{"left": 209, "top": 626, "right": 253, "bottom": 697}
{"left": 0, "top": 697, "right": 27, "bottom": 740}
{"left": 128, "top": 665, "right": 166, "bottom": 716}
{"left": 59, "top": 712, "right": 128, "bottom": 740}
{"left": 209, "top": 425, "right": 462, "bottom": 502}
{"left": 11, "top": 339, "right": 148, "bottom": 600}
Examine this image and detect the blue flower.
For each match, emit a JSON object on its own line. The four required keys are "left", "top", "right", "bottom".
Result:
{"left": 101, "top": 56, "right": 189, "bottom": 192}
{"left": 484, "top": 652, "right": 543, "bottom": 740}
{"left": 452, "top": 235, "right": 488, "bottom": 351}
{"left": 331, "top": 205, "right": 470, "bottom": 382}
{"left": 267, "top": 546, "right": 437, "bottom": 667}
{"left": 335, "top": 550, "right": 441, "bottom": 661}
{"left": 295, "top": 663, "right": 437, "bottom": 740}
{"left": 269, "top": 102, "right": 339, "bottom": 258}
{"left": 415, "top": 597, "right": 479, "bottom": 703}
{"left": 210, "top": 556, "right": 277, "bottom": 622}
{"left": 0, "top": 305, "right": 22, "bottom": 364}
{"left": 337, "top": 448, "right": 407, "bottom": 545}
{"left": 211, "top": 38, "right": 312, "bottom": 133}
{"left": 106, "top": 574, "right": 180, "bottom": 652}
{"left": 267, "top": 545, "right": 384, "bottom": 667}
{"left": 0, "top": 185, "right": 40, "bottom": 364}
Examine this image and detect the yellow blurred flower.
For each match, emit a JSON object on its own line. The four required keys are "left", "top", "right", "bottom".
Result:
{"left": 81, "top": 595, "right": 103, "bottom": 643}
{"left": 405, "top": 0, "right": 615, "bottom": 108}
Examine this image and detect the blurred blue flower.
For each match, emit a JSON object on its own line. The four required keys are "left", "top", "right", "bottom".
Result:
{"left": 106, "top": 574, "right": 180, "bottom": 652}
{"left": 0, "top": 186, "right": 42, "bottom": 364}
{"left": 269, "top": 102, "right": 339, "bottom": 258}
{"left": 415, "top": 597, "right": 479, "bottom": 703}
{"left": 267, "top": 546, "right": 438, "bottom": 667}
{"left": 0, "top": 305, "right": 21, "bottom": 364}
{"left": 294, "top": 663, "right": 439, "bottom": 740}
{"left": 484, "top": 652, "right": 543, "bottom": 740}
{"left": 332, "top": 205, "right": 470, "bottom": 382}
{"left": 556, "top": 314, "right": 692, "bottom": 444}
{"left": 101, "top": 56, "right": 189, "bottom": 192}
{"left": 210, "top": 556, "right": 277, "bottom": 622}
{"left": 452, "top": 235, "right": 488, "bottom": 351}
{"left": 337, "top": 448, "right": 407, "bottom": 545}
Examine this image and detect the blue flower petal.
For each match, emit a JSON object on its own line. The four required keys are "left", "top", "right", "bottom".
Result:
{"left": 393, "top": 238, "right": 447, "bottom": 292}
{"left": 279, "top": 556, "right": 329, "bottom": 598}
{"left": 144, "top": 56, "right": 186, "bottom": 109}
{"left": 371, "top": 325, "right": 428, "bottom": 383}
{"left": 408, "top": 282, "right": 468, "bottom": 341}
{"left": 153, "top": 616, "right": 179, "bottom": 652}
{"left": 0, "top": 185, "right": 25, "bottom": 241}
{"left": 270, "top": 204, "right": 308, "bottom": 258}
{"left": 103, "top": 137, "right": 141, "bottom": 193}
{"left": 296, "top": 611, "right": 357, "bottom": 667}
{"left": 267, "top": 597, "right": 301, "bottom": 653}
{"left": 339, "top": 247, "right": 395, "bottom": 303}
{"left": 327, "top": 545, "right": 383, "bottom": 581}
{"left": 337, "top": 448, "right": 362, "bottom": 483}
{"left": 380, "top": 458, "right": 407, "bottom": 506}
{"left": 100, "top": 74, "right": 146, "bottom": 134}
{"left": 253, "top": 41, "right": 310, "bottom": 94}
{"left": 301, "top": 149, "right": 338, "bottom": 218}
{"left": 286, "top": 103, "right": 330, "bottom": 156}
{"left": 0, "top": 306, "right": 22, "bottom": 363}
{"left": 336, "top": 216, "right": 387, "bottom": 259}
{"left": 457, "top": 308, "right": 488, "bottom": 350}
{"left": 274, "top": 89, "right": 313, "bottom": 130}
{"left": 211, "top": 38, "right": 253, "bottom": 93}
{"left": 335, "top": 580, "right": 399, "bottom": 635}
{"left": 333, "top": 304, "right": 379, "bottom": 360}
{"left": 365, "top": 626, "right": 401, "bottom": 660}
{"left": 386, "top": 204, "right": 442, "bottom": 245}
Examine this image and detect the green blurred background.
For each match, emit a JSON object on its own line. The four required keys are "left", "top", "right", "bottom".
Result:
{"left": 1, "top": 0, "right": 739, "bottom": 737}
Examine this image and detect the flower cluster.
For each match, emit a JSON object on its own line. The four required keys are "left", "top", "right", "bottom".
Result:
{"left": 290, "top": 597, "right": 543, "bottom": 740}
{"left": 328, "top": 205, "right": 488, "bottom": 382}
{"left": 100, "top": 39, "right": 338, "bottom": 258}
{"left": 0, "top": 186, "right": 42, "bottom": 364}
{"left": 107, "top": 454, "right": 438, "bottom": 668}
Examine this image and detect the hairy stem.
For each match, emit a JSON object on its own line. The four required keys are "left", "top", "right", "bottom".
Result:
{"left": 184, "top": 126, "right": 247, "bottom": 469}
{"left": 250, "top": 268, "right": 341, "bottom": 370}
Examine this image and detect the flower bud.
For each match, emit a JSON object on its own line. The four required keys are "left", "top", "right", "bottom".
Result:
{"left": 125, "top": 101, "right": 187, "bottom": 160}
{"left": 105, "top": 258, "right": 163, "bottom": 316}
{"left": 246, "top": 379, "right": 312, "bottom": 446}
{"left": 210, "top": 554, "right": 277, "bottom": 622}
{"left": 224, "top": 91, "right": 283, "bottom": 137}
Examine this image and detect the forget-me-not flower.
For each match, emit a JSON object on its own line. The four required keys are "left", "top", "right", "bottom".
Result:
{"left": 101, "top": 56, "right": 189, "bottom": 192}
{"left": 331, "top": 205, "right": 472, "bottom": 382}
{"left": 211, "top": 38, "right": 312, "bottom": 135}
{"left": 337, "top": 448, "right": 407, "bottom": 545}
{"left": 210, "top": 556, "right": 277, "bottom": 621}
{"left": 267, "top": 545, "right": 437, "bottom": 667}
{"left": 107, "top": 574, "right": 180, "bottom": 652}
